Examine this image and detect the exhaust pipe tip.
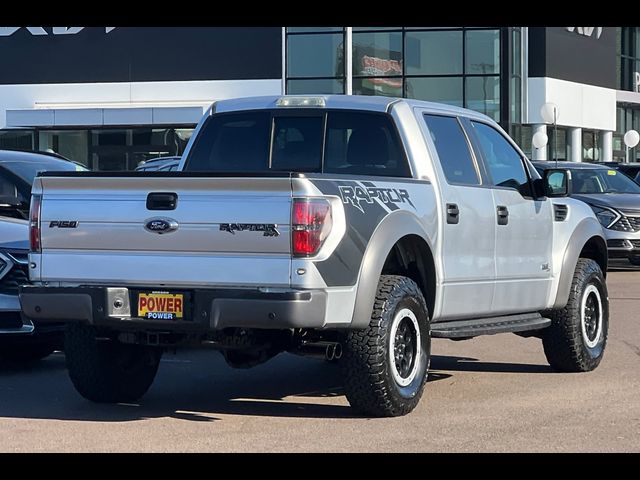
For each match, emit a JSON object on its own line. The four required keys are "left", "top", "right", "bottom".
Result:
{"left": 333, "top": 343, "right": 343, "bottom": 360}
{"left": 325, "top": 344, "right": 335, "bottom": 362}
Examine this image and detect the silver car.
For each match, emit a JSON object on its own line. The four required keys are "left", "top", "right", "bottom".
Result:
{"left": 534, "top": 161, "right": 640, "bottom": 266}
{"left": 0, "top": 149, "right": 86, "bottom": 362}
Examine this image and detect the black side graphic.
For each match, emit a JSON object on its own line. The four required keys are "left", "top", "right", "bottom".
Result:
{"left": 312, "top": 179, "right": 390, "bottom": 287}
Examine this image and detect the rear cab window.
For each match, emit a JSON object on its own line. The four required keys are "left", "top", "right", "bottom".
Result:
{"left": 185, "top": 109, "right": 411, "bottom": 177}
{"left": 422, "top": 114, "right": 480, "bottom": 186}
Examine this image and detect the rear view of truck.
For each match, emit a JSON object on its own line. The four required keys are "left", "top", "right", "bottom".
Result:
{"left": 21, "top": 96, "right": 431, "bottom": 415}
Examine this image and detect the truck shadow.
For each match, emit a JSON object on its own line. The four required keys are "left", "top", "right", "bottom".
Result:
{"left": 0, "top": 350, "right": 549, "bottom": 423}
{"left": 431, "top": 355, "right": 552, "bottom": 374}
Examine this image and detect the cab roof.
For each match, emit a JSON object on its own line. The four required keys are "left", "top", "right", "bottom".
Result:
{"left": 212, "top": 94, "right": 496, "bottom": 124}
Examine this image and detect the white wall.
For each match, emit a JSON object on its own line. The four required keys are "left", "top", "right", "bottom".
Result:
{"left": 0, "top": 78, "right": 283, "bottom": 129}
{"left": 527, "top": 77, "right": 616, "bottom": 131}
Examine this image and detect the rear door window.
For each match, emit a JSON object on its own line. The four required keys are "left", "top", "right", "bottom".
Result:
{"left": 423, "top": 114, "right": 480, "bottom": 185}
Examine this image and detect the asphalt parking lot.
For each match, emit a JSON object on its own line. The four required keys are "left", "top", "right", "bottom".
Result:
{"left": 1, "top": 261, "right": 639, "bottom": 453}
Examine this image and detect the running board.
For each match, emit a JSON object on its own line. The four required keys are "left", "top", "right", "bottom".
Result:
{"left": 431, "top": 313, "right": 551, "bottom": 339}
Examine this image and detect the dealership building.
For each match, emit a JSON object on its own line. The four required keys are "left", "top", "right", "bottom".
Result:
{"left": 0, "top": 26, "right": 639, "bottom": 170}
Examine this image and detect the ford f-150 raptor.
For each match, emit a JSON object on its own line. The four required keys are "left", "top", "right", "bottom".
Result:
{"left": 20, "top": 95, "right": 609, "bottom": 417}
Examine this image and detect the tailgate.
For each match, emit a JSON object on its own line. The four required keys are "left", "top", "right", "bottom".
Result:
{"left": 35, "top": 175, "right": 293, "bottom": 287}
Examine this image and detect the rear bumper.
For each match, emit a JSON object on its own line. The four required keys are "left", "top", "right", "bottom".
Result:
{"left": 19, "top": 285, "right": 328, "bottom": 332}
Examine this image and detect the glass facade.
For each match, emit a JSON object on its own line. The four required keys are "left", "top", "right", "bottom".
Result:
{"left": 617, "top": 27, "right": 640, "bottom": 92}
{"left": 616, "top": 27, "right": 640, "bottom": 162}
{"left": 286, "top": 27, "right": 505, "bottom": 123}
{"left": 286, "top": 28, "right": 346, "bottom": 94}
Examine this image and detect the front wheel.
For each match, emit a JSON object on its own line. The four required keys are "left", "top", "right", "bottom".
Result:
{"left": 341, "top": 275, "right": 430, "bottom": 417}
{"left": 542, "top": 258, "right": 608, "bottom": 372}
{"left": 65, "top": 324, "right": 162, "bottom": 403}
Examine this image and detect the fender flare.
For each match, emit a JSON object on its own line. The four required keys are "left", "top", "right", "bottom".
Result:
{"left": 553, "top": 217, "right": 607, "bottom": 309}
{"left": 350, "top": 210, "right": 436, "bottom": 329}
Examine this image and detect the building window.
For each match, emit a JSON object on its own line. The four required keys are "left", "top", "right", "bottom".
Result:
{"left": 617, "top": 27, "right": 640, "bottom": 92}
{"left": 285, "top": 27, "right": 505, "bottom": 123}
{"left": 286, "top": 27, "right": 345, "bottom": 94}
{"left": 0, "top": 130, "right": 34, "bottom": 151}
{"left": 615, "top": 106, "right": 640, "bottom": 162}
{"left": 582, "top": 130, "right": 602, "bottom": 163}
{"left": 352, "top": 29, "right": 403, "bottom": 97}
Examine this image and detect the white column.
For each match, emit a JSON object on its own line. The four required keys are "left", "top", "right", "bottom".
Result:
{"left": 601, "top": 131, "right": 613, "bottom": 162}
{"left": 568, "top": 127, "right": 582, "bottom": 162}
{"left": 532, "top": 124, "right": 547, "bottom": 161}
{"left": 345, "top": 27, "right": 353, "bottom": 95}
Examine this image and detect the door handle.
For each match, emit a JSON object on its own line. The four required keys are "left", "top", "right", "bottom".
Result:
{"left": 147, "top": 192, "right": 178, "bottom": 211}
{"left": 446, "top": 203, "right": 460, "bottom": 224}
{"left": 497, "top": 205, "right": 509, "bottom": 225}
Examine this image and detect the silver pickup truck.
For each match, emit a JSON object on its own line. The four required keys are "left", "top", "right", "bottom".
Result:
{"left": 20, "top": 95, "right": 609, "bottom": 417}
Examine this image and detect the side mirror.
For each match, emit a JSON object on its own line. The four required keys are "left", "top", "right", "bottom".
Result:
{"left": 543, "top": 169, "right": 573, "bottom": 197}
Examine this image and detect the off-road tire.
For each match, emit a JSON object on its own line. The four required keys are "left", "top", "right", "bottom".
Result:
{"left": 341, "top": 275, "right": 430, "bottom": 417}
{"left": 65, "top": 324, "right": 162, "bottom": 403}
{"left": 542, "top": 258, "right": 608, "bottom": 372}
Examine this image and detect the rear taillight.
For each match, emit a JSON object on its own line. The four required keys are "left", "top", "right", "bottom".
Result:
{"left": 292, "top": 199, "right": 332, "bottom": 257}
{"left": 30, "top": 194, "right": 42, "bottom": 253}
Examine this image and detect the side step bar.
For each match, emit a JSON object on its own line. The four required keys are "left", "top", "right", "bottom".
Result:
{"left": 431, "top": 313, "right": 551, "bottom": 339}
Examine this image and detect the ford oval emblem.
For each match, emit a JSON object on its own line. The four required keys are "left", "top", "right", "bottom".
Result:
{"left": 144, "top": 218, "right": 179, "bottom": 235}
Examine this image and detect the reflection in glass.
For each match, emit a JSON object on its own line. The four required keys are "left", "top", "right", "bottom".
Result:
{"left": 287, "top": 34, "right": 344, "bottom": 78}
{"left": 287, "top": 78, "right": 344, "bottom": 94}
{"left": 353, "top": 77, "right": 403, "bottom": 97}
{"left": 465, "top": 30, "right": 500, "bottom": 74}
{"left": 465, "top": 76, "right": 500, "bottom": 121}
{"left": 405, "top": 31, "right": 463, "bottom": 75}
{"left": 352, "top": 32, "right": 403, "bottom": 77}
{"left": 405, "top": 77, "right": 463, "bottom": 107}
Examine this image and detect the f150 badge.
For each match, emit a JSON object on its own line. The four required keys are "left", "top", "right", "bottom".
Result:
{"left": 49, "top": 221, "right": 78, "bottom": 228}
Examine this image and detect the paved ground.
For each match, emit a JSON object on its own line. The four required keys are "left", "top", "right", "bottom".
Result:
{"left": 1, "top": 262, "right": 639, "bottom": 452}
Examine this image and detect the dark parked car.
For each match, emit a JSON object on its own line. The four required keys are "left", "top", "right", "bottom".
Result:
{"left": 0, "top": 150, "right": 87, "bottom": 362}
{"left": 601, "top": 162, "right": 640, "bottom": 185}
{"left": 534, "top": 161, "right": 640, "bottom": 266}
{"left": 135, "top": 156, "right": 181, "bottom": 172}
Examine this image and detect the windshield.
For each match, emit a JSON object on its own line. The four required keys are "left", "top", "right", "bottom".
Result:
{"left": 571, "top": 168, "right": 640, "bottom": 194}
{"left": 4, "top": 159, "right": 86, "bottom": 186}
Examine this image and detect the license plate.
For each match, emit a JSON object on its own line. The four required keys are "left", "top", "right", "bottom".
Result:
{"left": 137, "top": 292, "right": 184, "bottom": 320}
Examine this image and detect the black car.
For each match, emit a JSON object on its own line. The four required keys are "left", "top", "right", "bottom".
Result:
{"left": 534, "top": 161, "right": 640, "bottom": 266}
{"left": 601, "top": 162, "right": 640, "bottom": 185}
{"left": 0, "top": 150, "right": 87, "bottom": 362}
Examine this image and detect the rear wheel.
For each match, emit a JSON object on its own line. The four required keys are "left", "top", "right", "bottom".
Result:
{"left": 65, "top": 324, "right": 162, "bottom": 403}
{"left": 341, "top": 275, "right": 430, "bottom": 417}
{"left": 542, "top": 258, "right": 608, "bottom": 372}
